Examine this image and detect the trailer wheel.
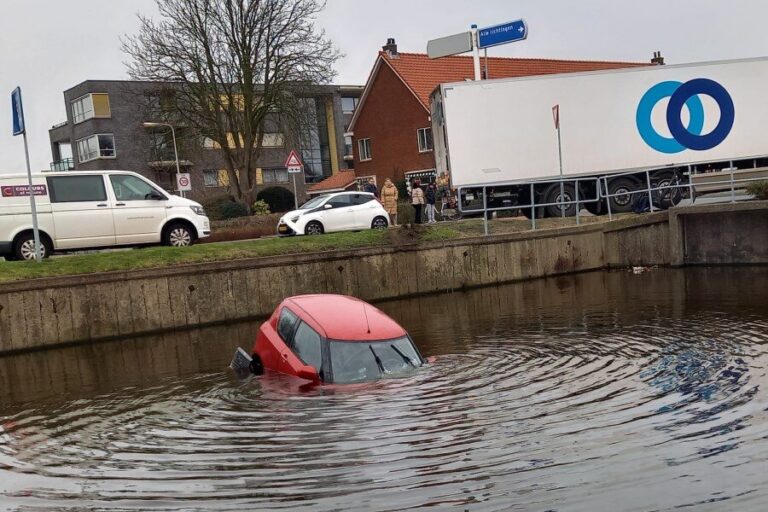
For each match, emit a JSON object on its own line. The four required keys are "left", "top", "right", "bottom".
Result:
{"left": 607, "top": 177, "right": 638, "bottom": 213}
{"left": 543, "top": 183, "right": 577, "bottom": 217}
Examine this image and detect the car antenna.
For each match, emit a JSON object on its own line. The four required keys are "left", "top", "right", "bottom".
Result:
{"left": 363, "top": 303, "right": 371, "bottom": 334}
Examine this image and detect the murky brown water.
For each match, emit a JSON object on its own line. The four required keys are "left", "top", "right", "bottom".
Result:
{"left": 1, "top": 267, "right": 768, "bottom": 511}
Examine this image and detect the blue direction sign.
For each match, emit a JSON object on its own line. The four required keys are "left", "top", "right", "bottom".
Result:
{"left": 11, "top": 87, "right": 25, "bottom": 136}
{"left": 478, "top": 19, "right": 528, "bottom": 49}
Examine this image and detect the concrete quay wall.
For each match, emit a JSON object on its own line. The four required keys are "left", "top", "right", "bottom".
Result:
{"left": 0, "top": 201, "right": 765, "bottom": 355}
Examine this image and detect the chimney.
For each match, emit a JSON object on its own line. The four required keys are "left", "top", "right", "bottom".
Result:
{"left": 651, "top": 51, "right": 665, "bottom": 65}
{"left": 383, "top": 38, "right": 398, "bottom": 58}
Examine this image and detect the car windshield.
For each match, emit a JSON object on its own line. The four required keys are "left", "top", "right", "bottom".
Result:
{"left": 329, "top": 337, "right": 423, "bottom": 384}
{"left": 300, "top": 195, "right": 328, "bottom": 210}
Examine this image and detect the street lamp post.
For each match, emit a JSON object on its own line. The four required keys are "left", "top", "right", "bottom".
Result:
{"left": 143, "top": 122, "right": 183, "bottom": 197}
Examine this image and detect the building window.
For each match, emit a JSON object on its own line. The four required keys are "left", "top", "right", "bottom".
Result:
{"left": 262, "top": 168, "right": 289, "bottom": 184}
{"left": 358, "top": 138, "right": 372, "bottom": 161}
{"left": 341, "top": 97, "right": 359, "bottom": 114}
{"left": 417, "top": 128, "right": 433, "bottom": 153}
{"left": 344, "top": 135, "right": 353, "bottom": 159}
{"left": 202, "top": 137, "right": 218, "bottom": 150}
{"left": 262, "top": 133, "right": 284, "bottom": 148}
{"left": 76, "top": 134, "right": 115, "bottom": 163}
{"left": 204, "top": 169, "right": 231, "bottom": 187}
{"left": 71, "top": 93, "right": 111, "bottom": 124}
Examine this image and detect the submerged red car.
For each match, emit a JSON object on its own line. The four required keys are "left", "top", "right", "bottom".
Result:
{"left": 232, "top": 295, "right": 424, "bottom": 384}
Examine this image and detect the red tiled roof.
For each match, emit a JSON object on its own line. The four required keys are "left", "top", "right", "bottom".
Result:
{"left": 380, "top": 51, "right": 651, "bottom": 109}
{"left": 307, "top": 170, "right": 357, "bottom": 193}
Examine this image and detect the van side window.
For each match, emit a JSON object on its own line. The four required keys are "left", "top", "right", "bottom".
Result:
{"left": 47, "top": 176, "right": 107, "bottom": 203}
{"left": 110, "top": 175, "right": 164, "bottom": 201}
{"left": 292, "top": 322, "right": 323, "bottom": 370}
{"left": 277, "top": 308, "right": 298, "bottom": 343}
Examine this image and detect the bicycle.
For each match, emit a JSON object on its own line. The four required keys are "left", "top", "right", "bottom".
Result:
{"left": 439, "top": 195, "right": 462, "bottom": 221}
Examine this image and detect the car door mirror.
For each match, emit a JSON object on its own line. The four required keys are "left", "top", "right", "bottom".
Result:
{"left": 324, "top": 203, "right": 333, "bottom": 209}
{"left": 297, "top": 365, "right": 319, "bottom": 382}
{"left": 147, "top": 191, "right": 166, "bottom": 200}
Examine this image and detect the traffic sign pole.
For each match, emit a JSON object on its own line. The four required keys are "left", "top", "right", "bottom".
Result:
{"left": 12, "top": 87, "right": 42, "bottom": 262}
{"left": 471, "top": 24, "right": 481, "bottom": 81}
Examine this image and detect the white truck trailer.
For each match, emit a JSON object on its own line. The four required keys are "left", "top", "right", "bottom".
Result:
{"left": 431, "top": 57, "right": 768, "bottom": 216}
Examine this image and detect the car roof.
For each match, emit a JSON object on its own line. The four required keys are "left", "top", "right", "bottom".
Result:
{"left": 284, "top": 294, "right": 407, "bottom": 341}
{"left": 0, "top": 170, "right": 143, "bottom": 180}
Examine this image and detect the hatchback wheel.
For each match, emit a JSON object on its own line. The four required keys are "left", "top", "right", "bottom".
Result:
{"left": 163, "top": 223, "right": 194, "bottom": 247}
{"left": 305, "top": 221, "right": 324, "bottom": 235}
{"left": 371, "top": 216, "right": 388, "bottom": 230}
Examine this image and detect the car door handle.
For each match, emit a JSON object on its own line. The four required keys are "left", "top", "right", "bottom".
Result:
{"left": 115, "top": 203, "right": 126, "bottom": 207}
{"left": 97, "top": 203, "right": 108, "bottom": 207}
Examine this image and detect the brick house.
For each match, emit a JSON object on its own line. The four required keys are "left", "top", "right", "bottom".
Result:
{"left": 348, "top": 38, "right": 652, "bottom": 188}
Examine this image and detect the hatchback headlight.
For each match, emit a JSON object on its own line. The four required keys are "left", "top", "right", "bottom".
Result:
{"left": 190, "top": 205, "right": 206, "bottom": 216}
{"left": 290, "top": 215, "right": 301, "bottom": 223}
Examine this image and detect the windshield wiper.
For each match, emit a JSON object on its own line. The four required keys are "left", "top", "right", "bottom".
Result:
{"left": 390, "top": 344, "right": 416, "bottom": 367}
{"left": 369, "top": 345, "right": 386, "bottom": 374}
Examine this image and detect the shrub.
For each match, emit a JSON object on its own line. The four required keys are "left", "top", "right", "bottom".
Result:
{"left": 218, "top": 201, "right": 250, "bottom": 220}
{"left": 746, "top": 180, "right": 768, "bottom": 200}
{"left": 201, "top": 195, "right": 236, "bottom": 221}
{"left": 251, "top": 199, "right": 271, "bottom": 216}
{"left": 397, "top": 201, "right": 415, "bottom": 225}
{"left": 257, "top": 186, "right": 296, "bottom": 213}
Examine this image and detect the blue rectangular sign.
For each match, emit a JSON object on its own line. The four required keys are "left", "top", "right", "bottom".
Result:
{"left": 478, "top": 19, "right": 528, "bottom": 49}
{"left": 11, "top": 87, "right": 25, "bottom": 136}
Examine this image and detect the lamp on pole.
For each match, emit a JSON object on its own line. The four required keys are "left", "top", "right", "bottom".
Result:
{"left": 143, "top": 122, "right": 183, "bottom": 197}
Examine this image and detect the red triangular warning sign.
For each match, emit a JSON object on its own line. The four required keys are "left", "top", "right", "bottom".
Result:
{"left": 284, "top": 149, "right": 303, "bottom": 168}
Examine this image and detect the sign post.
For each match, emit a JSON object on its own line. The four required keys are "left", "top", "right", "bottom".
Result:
{"left": 428, "top": 19, "right": 528, "bottom": 83}
{"left": 553, "top": 104, "right": 566, "bottom": 218}
{"left": 12, "top": 87, "right": 42, "bottom": 262}
{"left": 285, "top": 149, "right": 304, "bottom": 210}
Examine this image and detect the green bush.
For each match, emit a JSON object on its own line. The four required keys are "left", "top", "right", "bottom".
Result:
{"left": 257, "top": 186, "right": 295, "bottom": 213}
{"left": 219, "top": 201, "right": 250, "bottom": 220}
{"left": 397, "top": 201, "right": 416, "bottom": 225}
{"left": 201, "top": 195, "right": 236, "bottom": 221}
{"left": 251, "top": 199, "right": 271, "bottom": 216}
{"left": 746, "top": 180, "right": 768, "bottom": 200}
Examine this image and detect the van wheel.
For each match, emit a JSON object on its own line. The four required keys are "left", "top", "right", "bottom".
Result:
{"left": 163, "top": 223, "right": 195, "bottom": 247}
{"left": 304, "top": 221, "right": 324, "bottom": 235}
{"left": 14, "top": 233, "right": 52, "bottom": 261}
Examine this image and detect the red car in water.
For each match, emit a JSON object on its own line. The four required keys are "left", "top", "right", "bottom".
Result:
{"left": 235, "top": 295, "right": 424, "bottom": 384}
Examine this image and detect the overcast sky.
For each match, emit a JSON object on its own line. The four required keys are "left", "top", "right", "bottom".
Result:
{"left": 1, "top": 0, "right": 767, "bottom": 172}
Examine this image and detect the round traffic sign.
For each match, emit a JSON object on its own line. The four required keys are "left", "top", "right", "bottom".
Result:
{"left": 179, "top": 176, "right": 190, "bottom": 187}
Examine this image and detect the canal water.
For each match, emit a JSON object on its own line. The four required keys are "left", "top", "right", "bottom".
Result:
{"left": 1, "top": 267, "right": 767, "bottom": 511}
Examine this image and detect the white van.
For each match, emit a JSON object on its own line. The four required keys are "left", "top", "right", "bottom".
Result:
{"left": 0, "top": 170, "right": 211, "bottom": 260}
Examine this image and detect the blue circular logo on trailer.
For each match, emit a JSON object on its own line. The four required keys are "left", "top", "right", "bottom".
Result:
{"left": 636, "top": 79, "right": 735, "bottom": 154}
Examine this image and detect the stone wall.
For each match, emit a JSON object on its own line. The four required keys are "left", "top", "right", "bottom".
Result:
{"left": 1, "top": 202, "right": 766, "bottom": 355}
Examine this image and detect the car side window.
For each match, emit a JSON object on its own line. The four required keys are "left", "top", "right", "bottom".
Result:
{"left": 110, "top": 175, "right": 163, "bottom": 201}
{"left": 292, "top": 322, "right": 323, "bottom": 370}
{"left": 351, "top": 194, "right": 374, "bottom": 206}
{"left": 327, "top": 195, "right": 353, "bottom": 208}
{"left": 277, "top": 308, "right": 298, "bottom": 343}
{"left": 47, "top": 176, "right": 107, "bottom": 203}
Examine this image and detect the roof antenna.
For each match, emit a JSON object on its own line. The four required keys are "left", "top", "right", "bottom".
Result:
{"left": 362, "top": 303, "right": 371, "bottom": 334}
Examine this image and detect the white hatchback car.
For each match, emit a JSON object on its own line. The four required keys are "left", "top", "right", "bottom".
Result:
{"left": 277, "top": 191, "right": 389, "bottom": 236}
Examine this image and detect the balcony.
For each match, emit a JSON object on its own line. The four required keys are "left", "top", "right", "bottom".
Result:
{"left": 50, "top": 158, "right": 75, "bottom": 172}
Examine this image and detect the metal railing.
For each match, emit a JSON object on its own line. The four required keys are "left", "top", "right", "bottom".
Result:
{"left": 452, "top": 168, "right": 767, "bottom": 234}
{"left": 49, "top": 158, "right": 75, "bottom": 171}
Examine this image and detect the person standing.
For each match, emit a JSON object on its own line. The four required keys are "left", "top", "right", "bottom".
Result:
{"left": 363, "top": 178, "right": 378, "bottom": 198}
{"left": 411, "top": 180, "right": 425, "bottom": 224}
{"left": 425, "top": 182, "right": 437, "bottom": 223}
{"left": 381, "top": 178, "right": 399, "bottom": 226}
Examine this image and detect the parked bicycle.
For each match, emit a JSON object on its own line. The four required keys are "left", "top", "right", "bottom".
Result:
{"left": 439, "top": 195, "right": 462, "bottom": 221}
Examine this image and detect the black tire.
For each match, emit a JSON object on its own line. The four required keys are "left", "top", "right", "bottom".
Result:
{"left": 13, "top": 232, "right": 52, "bottom": 260}
{"left": 584, "top": 199, "right": 605, "bottom": 216}
{"left": 250, "top": 354, "right": 264, "bottom": 375}
{"left": 162, "top": 222, "right": 195, "bottom": 247}
{"left": 543, "top": 183, "right": 577, "bottom": 217}
{"left": 607, "top": 177, "right": 639, "bottom": 213}
{"left": 304, "top": 221, "right": 324, "bottom": 235}
{"left": 371, "top": 216, "right": 388, "bottom": 230}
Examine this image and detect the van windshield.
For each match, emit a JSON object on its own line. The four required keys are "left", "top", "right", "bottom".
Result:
{"left": 329, "top": 337, "right": 423, "bottom": 384}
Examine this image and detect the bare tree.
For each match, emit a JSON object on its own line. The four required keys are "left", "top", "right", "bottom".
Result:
{"left": 123, "top": 0, "right": 340, "bottom": 206}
